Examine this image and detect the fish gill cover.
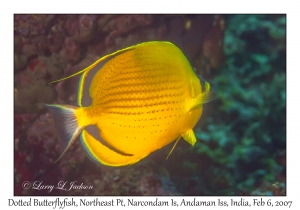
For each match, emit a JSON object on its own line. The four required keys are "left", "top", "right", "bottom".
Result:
{"left": 13, "top": 14, "right": 286, "bottom": 195}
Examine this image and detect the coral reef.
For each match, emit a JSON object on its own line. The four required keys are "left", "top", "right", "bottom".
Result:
{"left": 13, "top": 14, "right": 285, "bottom": 196}
{"left": 14, "top": 34, "right": 28, "bottom": 73}
{"left": 195, "top": 14, "right": 225, "bottom": 76}
{"left": 14, "top": 54, "right": 63, "bottom": 113}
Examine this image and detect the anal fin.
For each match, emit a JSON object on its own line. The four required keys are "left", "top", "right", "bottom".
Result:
{"left": 181, "top": 129, "right": 197, "bottom": 146}
{"left": 80, "top": 130, "right": 142, "bottom": 167}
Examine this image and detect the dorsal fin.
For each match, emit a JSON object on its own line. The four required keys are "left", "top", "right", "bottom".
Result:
{"left": 48, "top": 41, "right": 172, "bottom": 85}
{"left": 48, "top": 44, "right": 139, "bottom": 85}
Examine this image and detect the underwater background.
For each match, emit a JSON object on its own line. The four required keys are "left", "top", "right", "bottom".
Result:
{"left": 14, "top": 14, "right": 286, "bottom": 195}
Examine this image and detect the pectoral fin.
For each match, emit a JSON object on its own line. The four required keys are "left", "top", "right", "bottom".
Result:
{"left": 181, "top": 129, "right": 197, "bottom": 146}
{"left": 189, "top": 81, "right": 214, "bottom": 111}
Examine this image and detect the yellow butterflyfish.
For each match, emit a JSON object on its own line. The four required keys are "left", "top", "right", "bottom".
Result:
{"left": 45, "top": 41, "right": 212, "bottom": 167}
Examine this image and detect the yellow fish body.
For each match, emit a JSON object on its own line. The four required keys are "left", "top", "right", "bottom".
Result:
{"left": 45, "top": 41, "right": 212, "bottom": 167}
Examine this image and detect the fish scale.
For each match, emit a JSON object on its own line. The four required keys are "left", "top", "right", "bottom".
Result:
{"left": 45, "top": 41, "right": 212, "bottom": 166}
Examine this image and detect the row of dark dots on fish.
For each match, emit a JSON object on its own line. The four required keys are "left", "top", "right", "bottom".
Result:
{"left": 114, "top": 123, "right": 145, "bottom": 129}
{"left": 100, "top": 100, "right": 182, "bottom": 109}
{"left": 84, "top": 53, "right": 161, "bottom": 89}
{"left": 121, "top": 129, "right": 167, "bottom": 137}
{"left": 149, "top": 113, "right": 180, "bottom": 121}
{"left": 94, "top": 69, "right": 178, "bottom": 94}
{"left": 166, "top": 120, "right": 178, "bottom": 126}
{"left": 125, "top": 136, "right": 141, "bottom": 140}
{"left": 146, "top": 107, "right": 180, "bottom": 114}
{"left": 113, "top": 114, "right": 180, "bottom": 128}
{"left": 104, "top": 79, "right": 180, "bottom": 92}
{"left": 96, "top": 83, "right": 172, "bottom": 105}
{"left": 107, "top": 76, "right": 162, "bottom": 90}
{"left": 104, "top": 100, "right": 183, "bottom": 109}
{"left": 119, "top": 50, "right": 159, "bottom": 61}
{"left": 150, "top": 129, "right": 168, "bottom": 134}
{"left": 115, "top": 123, "right": 168, "bottom": 134}
{"left": 112, "top": 124, "right": 171, "bottom": 138}
{"left": 113, "top": 123, "right": 145, "bottom": 128}
{"left": 107, "top": 106, "right": 183, "bottom": 116}
{"left": 109, "top": 111, "right": 143, "bottom": 115}
{"left": 100, "top": 92, "right": 184, "bottom": 106}
{"left": 102, "top": 85, "right": 183, "bottom": 99}
{"left": 114, "top": 123, "right": 164, "bottom": 137}
{"left": 115, "top": 56, "right": 155, "bottom": 68}
{"left": 130, "top": 114, "right": 175, "bottom": 123}
{"left": 117, "top": 62, "right": 162, "bottom": 75}
{"left": 99, "top": 87, "right": 183, "bottom": 104}
{"left": 108, "top": 71, "right": 166, "bottom": 86}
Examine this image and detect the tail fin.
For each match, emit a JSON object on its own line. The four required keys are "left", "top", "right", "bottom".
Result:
{"left": 44, "top": 104, "right": 83, "bottom": 163}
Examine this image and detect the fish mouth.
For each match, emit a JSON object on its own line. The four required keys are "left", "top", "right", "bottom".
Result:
{"left": 85, "top": 125, "right": 133, "bottom": 157}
